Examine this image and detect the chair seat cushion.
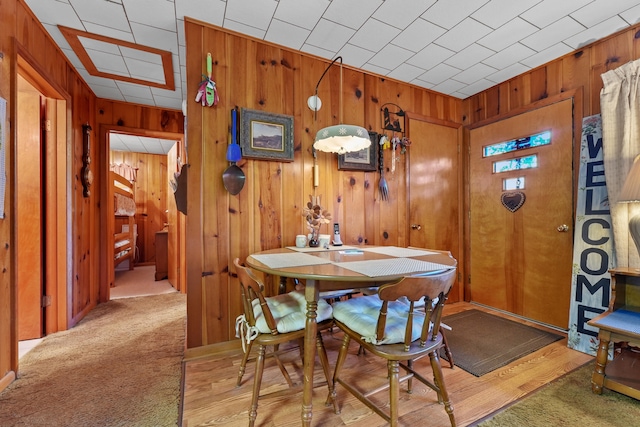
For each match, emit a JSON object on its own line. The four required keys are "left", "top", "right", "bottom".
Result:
{"left": 333, "top": 295, "right": 427, "bottom": 345}
{"left": 253, "top": 290, "right": 333, "bottom": 334}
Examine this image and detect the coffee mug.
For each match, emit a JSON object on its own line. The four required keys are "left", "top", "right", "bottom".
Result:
{"left": 318, "top": 234, "right": 331, "bottom": 249}
{"left": 295, "top": 235, "right": 307, "bottom": 248}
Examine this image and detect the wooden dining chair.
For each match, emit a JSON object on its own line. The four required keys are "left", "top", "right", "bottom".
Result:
{"left": 233, "top": 258, "right": 338, "bottom": 426}
{"left": 328, "top": 268, "right": 458, "bottom": 427}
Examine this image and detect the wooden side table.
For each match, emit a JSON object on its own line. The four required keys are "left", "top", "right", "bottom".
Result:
{"left": 587, "top": 268, "right": 640, "bottom": 400}
{"left": 155, "top": 230, "right": 168, "bottom": 281}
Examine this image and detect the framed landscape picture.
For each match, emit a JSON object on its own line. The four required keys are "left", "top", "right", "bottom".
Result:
{"left": 338, "top": 131, "right": 378, "bottom": 171}
{"left": 240, "top": 108, "right": 294, "bottom": 162}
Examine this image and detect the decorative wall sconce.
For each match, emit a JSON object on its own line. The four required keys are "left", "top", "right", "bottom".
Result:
{"left": 380, "top": 103, "right": 405, "bottom": 134}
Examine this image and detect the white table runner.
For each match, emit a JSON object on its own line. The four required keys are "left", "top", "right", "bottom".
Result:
{"left": 333, "top": 258, "right": 453, "bottom": 277}
{"left": 285, "top": 245, "right": 356, "bottom": 253}
{"left": 250, "top": 252, "right": 332, "bottom": 269}
{"left": 360, "top": 246, "right": 439, "bottom": 257}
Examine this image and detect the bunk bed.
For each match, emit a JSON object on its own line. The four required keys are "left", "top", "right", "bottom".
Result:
{"left": 112, "top": 171, "right": 136, "bottom": 270}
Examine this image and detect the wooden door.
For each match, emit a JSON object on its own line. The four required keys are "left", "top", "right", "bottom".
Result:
{"left": 17, "top": 75, "right": 44, "bottom": 340}
{"left": 407, "top": 117, "right": 462, "bottom": 302}
{"left": 469, "top": 99, "right": 573, "bottom": 328}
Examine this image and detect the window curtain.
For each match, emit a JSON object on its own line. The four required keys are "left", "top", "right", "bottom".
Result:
{"left": 110, "top": 162, "right": 137, "bottom": 182}
{"left": 601, "top": 59, "right": 640, "bottom": 268}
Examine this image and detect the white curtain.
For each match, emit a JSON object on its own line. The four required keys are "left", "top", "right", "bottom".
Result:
{"left": 601, "top": 59, "right": 640, "bottom": 268}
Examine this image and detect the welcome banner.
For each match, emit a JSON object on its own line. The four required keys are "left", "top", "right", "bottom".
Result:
{"left": 567, "top": 114, "right": 615, "bottom": 356}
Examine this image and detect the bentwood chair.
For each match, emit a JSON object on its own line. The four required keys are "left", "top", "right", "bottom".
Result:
{"left": 233, "top": 258, "right": 338, "bottom": 426}
{"left": 328, "top": 268, "right": 458, "bottom": 427}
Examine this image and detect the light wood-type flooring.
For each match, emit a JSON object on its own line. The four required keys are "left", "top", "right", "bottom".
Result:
{"left": 181, "top": 302, "right": 593, "bottom": 427}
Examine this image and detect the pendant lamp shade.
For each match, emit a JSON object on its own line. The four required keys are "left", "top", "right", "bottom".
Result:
{"left": 310, "top": 56, "right": 371, "bottom": 154}
{"left": 314, "top": 124, "right": 371, "bottom": 154}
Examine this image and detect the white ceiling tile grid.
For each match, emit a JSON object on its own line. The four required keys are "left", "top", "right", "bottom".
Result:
{"left": 21, "top": 0, "right": 640, "bottom": 121}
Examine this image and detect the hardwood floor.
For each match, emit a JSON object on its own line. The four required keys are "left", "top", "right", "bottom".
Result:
{"left": 180, "top": 302, "right": 593, "bottom": 427}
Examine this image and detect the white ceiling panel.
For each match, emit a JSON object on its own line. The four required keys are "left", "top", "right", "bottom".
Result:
{"left": 21, "top": 0, "right": 640, "bottom": 119}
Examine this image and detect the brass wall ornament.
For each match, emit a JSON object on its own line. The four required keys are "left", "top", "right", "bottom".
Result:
{"left": 81, "top": 123, "right": 92, "bottom": 197}
{"left": 501, "top": 191, "right": 525, "bottom": 212}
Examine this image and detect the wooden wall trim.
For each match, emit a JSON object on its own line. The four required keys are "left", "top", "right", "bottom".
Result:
{"left": 0, "top": 371, "right": 16, "bottom": 394}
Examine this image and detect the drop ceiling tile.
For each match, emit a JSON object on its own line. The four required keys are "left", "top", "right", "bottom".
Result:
{"left": 120, "top": 46, "right": 162, "bottom": 64}
{"left": 83, "top": 73, "right": 119, "bottom": 88}
{"left": 175, "top": 0, "right": 226, "bottom": 27}
{"left": 306, "top": 19, "right": 356, "bottom": 52}
{"left": 410, "top": 78, "right": 435, "bottom": 90}
{"left": 125, "top": 58, "right": 166, "bottom": 84}
{"left": 265, "top": 19, "right": 310, "bottom": 50}
{"left": 471, "top": 0, "right": 542, "bottom": 30}
{"left": 368, "top": 44, "right": 414, "bottom": 69}
{"left": 177, "top": 19, "right": 186, "bottom": 47}
{"left": 391, "top": 18, "right": 446, "bottom": 53}
{"left": 445, "top": 43, "right": 494, "bottom": 69}
{"left": 26, "top": 0, "right": 83, "bottom": 28}
{"left": 116, "top": 81, "right": 154, "bottom": 98}
{"left": 349, "top": 19, "right": 401, "bottom": 52}
{"left": 83, "top": 22, "right": 135, "bottom": 43}
{"left": 452, "top": 62, "right": 497, "bottom": 84}
{"left": 422, "top": 0, "right": 490, "bottom": 30}
{"left": 301, "top": 43, "right": 337, "bottom": 59}
{"left": 520, "top": 0, "right": 592, "bottom": 28}
{"left": 223, "top": 19, "right": 267, "bottom": 39}
{"left": 483, "top": 43, "right": 536, "bottom": 69}
{"left": 419, "top": 63, "right": 462, "bottom": 85}
{"left": 387, "top": 63, "right": 427, "bottom": 82}
{"left": 91, "top": 85, "right": 126, "bottom": 101}
{"left": 60, "top": 46, "right": 86, "bottom": 71}
{"left": 123, "top": 0, "right": 177, "bottom": 32}
{"left": 70, "top": 0, "right": 130, "bottom": 32}
{"left": 225, "top": 0, "right": 278, "bottom": 31}
{"left": 486, "top": 62, "right": 531, "bottom": 83}
{"left": 564, "top": 16, "right": 629, "bottom": 49}
{"left": 434, "top": 17, "right": 492, "bottom": 52}
{"left": 519, "top": 42, "right": 573, "bottom": 69}
{"left": 431, "top": 78, "right": 467, "bottom": 95}
{"left": 324, "top": 0, "right": 383, "bottom": 30}
{"left": 360, "top": 63, "right": 392, "bottom": 76}
{"left": 456, "top": 78, "right": 497, "bottom": 96}
{"left": 80, "top": 37, "right": 121, "bottom": 55}
{"left": 124, "top": 94, "right": 156, "bottom": 105}
{"left": 520, "top": 16, "right": 585, "bottom": 51}
{"left": 130, "top": 22, "right": 179, "bottom": 54}
{"left": 152, "top": 86, "right": 183, "bottom": 100}
{"left": 371, "top": 0, "right": 436, "bottom": 29}
{"left": 87, "top": 49, "right": 129, "bottom": 75}
{"left": 336, "top": 44, "right": 376, "bottom": 68}
{"left": 620, "top": 4, "right": 640, "bottom": 25}
{"left": 571, "top": 0, "right": 640, "bottom": 28}
{"left": 407, "top": 44, "right": 455, "bottom": 69}
{"left": 275, "top": 0, "right": 329, "bottom": 30}
{"left": 477, "top": 18, "right": 539, "bottom": 51}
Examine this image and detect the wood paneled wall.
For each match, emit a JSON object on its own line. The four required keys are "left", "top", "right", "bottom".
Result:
{"left": 183, "top": 19, "right": 464, "bottom": 350}
{"left": 110, "top": 151, "right": 169, "bottom": 263}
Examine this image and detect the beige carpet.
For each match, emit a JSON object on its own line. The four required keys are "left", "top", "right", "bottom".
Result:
{"left": 112, "top": 265, "right": 177, "bottom": 299}
{"left": 477, "top": 363, "right": 640, "bottom": 426}
{"left": 0, "top": 293, "right": 186, "bottom": 426}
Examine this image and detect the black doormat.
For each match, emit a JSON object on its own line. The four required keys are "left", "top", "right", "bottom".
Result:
{"left": 440, "top": 309, "right": 564, "bottom": 377}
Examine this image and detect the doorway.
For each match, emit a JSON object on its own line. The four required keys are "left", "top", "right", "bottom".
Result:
{"left": 468, "top": 98, "right": 574, "bottom": 329}
{"left": 16, "top": 57, "right": 69, "bottom": 344}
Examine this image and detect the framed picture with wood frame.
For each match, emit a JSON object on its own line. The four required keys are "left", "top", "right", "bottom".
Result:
{"left": 240, "top": 108, "right": 294, "bottom": 162}
{"left": 338, "top": 131, "right": 378, "bottom": 171}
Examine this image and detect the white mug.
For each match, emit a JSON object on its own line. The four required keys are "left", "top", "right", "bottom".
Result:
{"left": 295, "top": 235, "right": 307, "bottom": 248}
{"left": 318, "top": 234, "right": 331, "bottom": 249}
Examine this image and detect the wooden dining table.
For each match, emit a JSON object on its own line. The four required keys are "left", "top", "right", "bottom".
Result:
{"left": 246, "top": 245, "right": 457, "bottom": 426}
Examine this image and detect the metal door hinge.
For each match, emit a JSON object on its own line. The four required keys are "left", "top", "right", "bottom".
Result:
{"left": 42, "top": 119, "right": 51, "bottom": 131}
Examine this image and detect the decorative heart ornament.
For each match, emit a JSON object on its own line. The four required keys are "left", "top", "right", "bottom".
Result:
{"left": 501, "top": 191, "right": 526, "bottom": 212}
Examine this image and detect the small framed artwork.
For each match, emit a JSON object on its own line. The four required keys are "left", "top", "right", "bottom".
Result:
{"left": 338, "top": 131, "right": 379, "bottom": 171}
{"left": 240, "top": 108, "right": 294, "bottom": 162}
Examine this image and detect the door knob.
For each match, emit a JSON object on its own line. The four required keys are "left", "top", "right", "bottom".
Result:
{"left": 411, "top": 224, "right": 422, "bottom": 230}
{"left": 557, "top": 224, "right": 569, "bottom": 232}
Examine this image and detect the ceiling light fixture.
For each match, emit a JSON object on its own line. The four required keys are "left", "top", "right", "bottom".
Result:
{"left": 307, "top": 56, "right": 371, "bottom": 155}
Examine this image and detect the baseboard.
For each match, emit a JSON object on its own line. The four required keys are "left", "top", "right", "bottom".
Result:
{"left": 0, "top": 370, "right": 16, "bottom": 393}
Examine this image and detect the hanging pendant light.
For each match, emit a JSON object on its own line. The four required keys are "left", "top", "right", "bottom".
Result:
{"left": 307, "top": 56, "right": 371, "bottom": 154}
